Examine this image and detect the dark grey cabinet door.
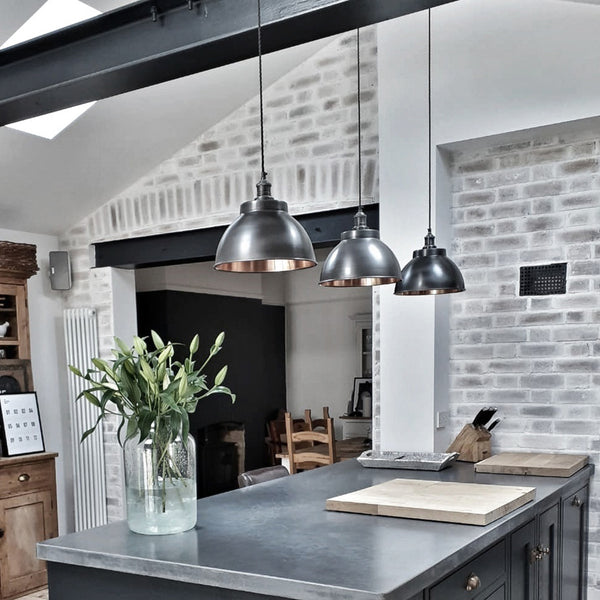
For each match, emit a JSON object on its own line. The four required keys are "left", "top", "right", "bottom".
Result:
{"left": 561, "top": 485, "right": 589, "bottom": 600}
{"left": 538, "top": 503, "right": 560, "bottom": 600}
{"left": 510, "top": 519, "right": 535, "bottom": 600}
{"left": 485, "top": 584, "right": 506, "bottom": 600}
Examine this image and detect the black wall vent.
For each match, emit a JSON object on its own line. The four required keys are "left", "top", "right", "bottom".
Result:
{"left": 519, "top": 263, "right": 567, "bottom": 296}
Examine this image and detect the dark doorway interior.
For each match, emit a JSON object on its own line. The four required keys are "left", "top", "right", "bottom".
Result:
{"left": 136, "top": 290, "right": 286, "bottom": 497}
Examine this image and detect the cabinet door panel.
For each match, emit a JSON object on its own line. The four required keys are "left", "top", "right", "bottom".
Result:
{"left": 562, "top": 485, "right": 589, "bottom": 600}
{"left": 510, "top": 519, "right": 535, "bottom": 600}
{"left": 538, "top": 503, "right": 560, "bottom": 600}
{"left": 0, "top": 490, "right": 55, "bottom": 598}
{"left": 485, "top": 584, "right": 506, "bottom": 600}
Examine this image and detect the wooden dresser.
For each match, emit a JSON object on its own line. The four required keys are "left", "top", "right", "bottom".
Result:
{"left": 0, "top": 452, "right": 58, "bottom": 599}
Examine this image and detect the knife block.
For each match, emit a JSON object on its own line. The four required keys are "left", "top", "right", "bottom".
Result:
{"left": 447, "top": 424, "right": 492, "bottom": 463}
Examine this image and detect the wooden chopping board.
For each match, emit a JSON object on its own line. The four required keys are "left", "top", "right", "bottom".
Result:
{"left": 475, "top": 452, "right": 588, "bottom": 477}
{"left": 326, "top": 479, "right": 535, "bottom": 526}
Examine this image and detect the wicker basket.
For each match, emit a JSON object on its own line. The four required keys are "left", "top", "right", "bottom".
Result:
{"left": 0, "top": 241, "right": 38, "bottom": 279}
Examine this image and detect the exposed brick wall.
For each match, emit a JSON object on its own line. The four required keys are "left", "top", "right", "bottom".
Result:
{"left": 60, "top": 28, "right": 379, "bottom": 521}
{"left": 448, "top": 130, "right": 600, "bottom": 595}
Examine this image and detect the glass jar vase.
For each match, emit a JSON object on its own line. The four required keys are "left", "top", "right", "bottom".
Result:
{"left": 123, "top": 426, "right": 197, "bottom": 535}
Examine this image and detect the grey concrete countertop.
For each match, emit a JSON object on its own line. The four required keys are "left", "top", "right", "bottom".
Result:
{"left": 38, "top": 460, "right": 592, "bottom": 600}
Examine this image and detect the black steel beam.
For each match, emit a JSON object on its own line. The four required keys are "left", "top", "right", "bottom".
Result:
{"left": 0, "top": 0, "right": 457, "bottom": 126}
{"left": 93, "top": 203, "right": 379, "bottom": 269}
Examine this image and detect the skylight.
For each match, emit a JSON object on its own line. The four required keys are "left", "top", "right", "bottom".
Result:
{"left": 1, "top": 0, "right": 101, "bottom": 140}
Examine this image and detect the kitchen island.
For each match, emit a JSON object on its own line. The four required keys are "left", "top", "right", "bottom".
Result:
{"left": 38, "top": 459, "right": 591, "bottom": 600}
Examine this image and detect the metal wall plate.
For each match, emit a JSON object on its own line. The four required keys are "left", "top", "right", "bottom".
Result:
{"left": 519, "top": 263, "right": 567, "bottom": 296}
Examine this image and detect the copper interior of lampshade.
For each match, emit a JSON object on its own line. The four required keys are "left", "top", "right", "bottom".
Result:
{"left": 215, "top": 258, "right": 317, "bottom": 273}
{"left": 397, "top": 287, "right": 462, "bottom": 295}
{"left": 320, "top": 276, "right": 400, "bottom": 287}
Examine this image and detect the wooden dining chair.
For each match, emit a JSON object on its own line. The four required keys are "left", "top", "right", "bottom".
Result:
{"left": 304, "top": 406, "right": 331, "bottom": 431}
{"left": 267, "top": 415, "right": 308, "bottom": 464}
{"left": 284, "top": 411, "right": 336, "bottom": 474}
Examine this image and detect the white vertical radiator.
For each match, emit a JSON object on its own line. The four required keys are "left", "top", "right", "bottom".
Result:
{"left": 64, "top": 308, "right": 108, "bottom": 531}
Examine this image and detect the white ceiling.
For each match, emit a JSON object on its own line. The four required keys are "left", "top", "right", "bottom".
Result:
{"left": 0, "top": 0, "right": 329, "bottom": 236}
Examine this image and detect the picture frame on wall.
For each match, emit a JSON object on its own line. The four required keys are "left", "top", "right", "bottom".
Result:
{"left": 352, "top": 377, "right": 372, "bottom": 417}
{"left": 0, "top": 392, "right": 45, "bottom": 456}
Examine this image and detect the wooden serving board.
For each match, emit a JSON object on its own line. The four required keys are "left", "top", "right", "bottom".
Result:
{"left": 475, "top": 452, "right": 589, "bottom": 477}
{"left": 326, "top": 479, "right": 535, "bottom": 526}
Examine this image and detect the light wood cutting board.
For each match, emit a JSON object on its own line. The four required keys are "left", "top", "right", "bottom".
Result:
{"left": 326, "top": 479, "right": 535, "bottom": 526}
{"left": 475, "top": 452, "right": 588, "bottom": 477}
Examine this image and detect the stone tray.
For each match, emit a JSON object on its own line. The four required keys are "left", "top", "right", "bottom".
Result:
{"left": 357, "top": 450, "right": 459, "bottom": 471}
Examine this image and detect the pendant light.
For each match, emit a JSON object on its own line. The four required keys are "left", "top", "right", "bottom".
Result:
{"left": 319, "top": 29, "right": 401, "bottom": 287}
{"left": 394, "top": 10, "right": 464, "bottom": 296}
{"left": 214, "top": 0, "right": 316, "bottom": 273}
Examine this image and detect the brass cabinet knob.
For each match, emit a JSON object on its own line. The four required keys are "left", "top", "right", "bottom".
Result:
{"left": 465, "top": 573, "right": 481, "bottom": 591}
{"left": 572, "top": 496, "right": 582, "bottom": 508}
{"left": 17, "top": 473, "right": 30, "bottom": 482}
{"left": 540, "top": 545, "right": 550, "bottom": 556}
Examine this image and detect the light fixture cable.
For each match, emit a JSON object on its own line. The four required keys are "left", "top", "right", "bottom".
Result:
{"left": 427, "top": 8, "right": 432, "bottom": 235}
{"left": 357, "top": 28, "right": 363, "bottom": 214}
{"left": 257, "top": 0, "right": 266, "bottom": 179}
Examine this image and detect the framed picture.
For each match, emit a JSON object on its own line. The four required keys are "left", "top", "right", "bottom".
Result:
{"left": 0, "top": 392, "right": 45, "bottom": 456}
{"left": 352, "top": 378, "right": 372, "bottom": 417}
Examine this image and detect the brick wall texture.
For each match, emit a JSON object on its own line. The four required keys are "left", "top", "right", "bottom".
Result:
{"left": 449, "top": 131, "right": 600, "bottom": 597}
{"left": 60, "top": 29, "right": 379, "bottom": 521}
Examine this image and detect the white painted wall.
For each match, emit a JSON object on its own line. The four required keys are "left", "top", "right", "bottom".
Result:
{"left": 0, "top": 229, "right": 70, "bottom": 532}
{"left": 378, "top": 0, "right": 600, "bottom": 451}
{"left": 283, "top": 248, "right": 372, "bottom": 437}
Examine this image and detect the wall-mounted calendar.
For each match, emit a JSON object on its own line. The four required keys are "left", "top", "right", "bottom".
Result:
{"left": 0, "top": 392, "right": 44, "bottom": 455}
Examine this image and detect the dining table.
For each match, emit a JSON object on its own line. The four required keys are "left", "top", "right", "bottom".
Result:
{"left": 275, "top": 436, "right": 371, "bottom": 471}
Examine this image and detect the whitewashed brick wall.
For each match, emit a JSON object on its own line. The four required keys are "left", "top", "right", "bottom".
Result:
{"left": 449, "top": 131, "right": 600, "bottom": 596}
{"left": 60, "top": 29, "right": 379, "bottom": 520}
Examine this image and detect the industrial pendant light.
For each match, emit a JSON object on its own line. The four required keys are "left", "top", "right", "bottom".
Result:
{"left": 394, "top": 11, "right": 465, "bottom": 296}
{"left": 214, "top": 1, "right": 316, "bottom": 273}
{"left": 319, "top": 29, "right": 401, "bottom": 287}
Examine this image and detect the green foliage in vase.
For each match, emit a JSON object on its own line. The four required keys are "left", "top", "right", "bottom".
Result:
{"left": 69, "top": 330, "right": 236, "bottom": 446}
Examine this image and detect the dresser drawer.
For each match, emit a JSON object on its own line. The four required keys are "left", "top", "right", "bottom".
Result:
{"left": 0, "top": 458, "right": 54, "bottom": 498}
{"left": 430, "top": 540, "right": 506, "bottom": 600}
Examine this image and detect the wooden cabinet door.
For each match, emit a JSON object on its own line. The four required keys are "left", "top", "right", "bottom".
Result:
{"left": 561, "top": 485, "right": 589, "bottom": 600}
{"left": 538, "top": 503, "right": 560, "bottom": 600}
{"left": 510, "top": 519, "right": 535, "bottom": 600}
{"left": 0, "top": 490, "right": 57, "bottom": 598}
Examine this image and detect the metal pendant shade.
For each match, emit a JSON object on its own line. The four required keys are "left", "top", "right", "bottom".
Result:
{"left": 394, "top": 230, "right": 465, "bottom": 295}
{"left": 320, "top": 209, "right": 401, "bottom": 287}
{"left": 319, "top": 29, "right": 401, "bottom": 288}
{"left": 395, "top": 10, "right": 464, "bottom": 296}
{"left": 213, "top": 0, "right": 316, "bottom": 273}
{"left": 214, "top": 178, "right": 316, "bottom": 272}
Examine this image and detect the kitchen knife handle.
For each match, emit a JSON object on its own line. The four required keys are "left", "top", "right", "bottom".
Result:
{"left": 487, "top": 419, "right": 501, "bottom": 432}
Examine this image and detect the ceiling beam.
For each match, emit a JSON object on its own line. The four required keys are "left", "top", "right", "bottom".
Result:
{"left": 93, "top": 204, "right": 379, "bottom": 269}
{"left": 0, "top": 0, "right": 457, "bottom": 126}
